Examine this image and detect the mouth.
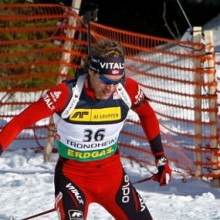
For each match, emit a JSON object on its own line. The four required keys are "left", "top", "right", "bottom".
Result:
{"left": 101, "top": 90, "right": 112, "bottom": 98}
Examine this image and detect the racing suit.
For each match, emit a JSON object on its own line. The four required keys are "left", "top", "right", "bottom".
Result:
{"left": 0, "top": 75, "right": 164, "bottom": 220}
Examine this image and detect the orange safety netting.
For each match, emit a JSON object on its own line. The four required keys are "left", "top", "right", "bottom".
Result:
{"left": 0, "top": 4, "right": 219, "bottom": 181}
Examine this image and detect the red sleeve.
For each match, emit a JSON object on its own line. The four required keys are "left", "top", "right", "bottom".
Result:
{"left": 125, "top": 77, "right": 164, "bottom": 156}
{"left": 0, "top": 82, "right": 69, "bottom": 151}
{"left": 125, "top": 77, "right": 160, "bottom": 140}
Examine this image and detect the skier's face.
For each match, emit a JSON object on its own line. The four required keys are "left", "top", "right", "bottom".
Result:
{"left": 89, "top": 70, "right": 124, "bottom": 100}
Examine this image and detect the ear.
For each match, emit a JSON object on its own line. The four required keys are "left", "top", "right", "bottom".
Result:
{"left": 88, "top": 69, "right": 96, "bottom": 77}
{"left": 88, "top": 69, "right": 92, "bottom": 76}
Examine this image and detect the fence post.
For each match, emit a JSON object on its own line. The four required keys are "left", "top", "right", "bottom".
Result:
{"left": 44, "top": 1, "right": 82, "bottom": 162}
{"left": 193, "top": 26, "right": 203, "bottom": 178}
{"left": 204, "top": 30, "right": 220, "bottom": 187}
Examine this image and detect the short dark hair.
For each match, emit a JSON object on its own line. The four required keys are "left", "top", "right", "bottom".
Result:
{"left": 79, "top": 39, "right": 124, "bottom": 73}
{"left": 91, "top": 39, "right": 124, "bottom": 57}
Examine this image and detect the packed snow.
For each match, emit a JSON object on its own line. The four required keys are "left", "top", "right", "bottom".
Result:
{"left": 1, "top": 14, "right": 220, "bottom": 220}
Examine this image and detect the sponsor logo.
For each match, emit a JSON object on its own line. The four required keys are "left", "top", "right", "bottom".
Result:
{"left": 50, "top": 91, "right": 61, "bottom": 102}
{"left": 122, "top": 174, "right": 130, "bottom": 203}
{"left": 67, "top": 147, "right": 114, "bottom": 160}
{"left": 134, "top": 86, "right": 145, "bottom": 105}
{"left": 138, "top": 194, "right": 146, "bottom": 212}
{"left": 100, "top": 62, "right": 124, "bottom": 70}
{"left": 68, "top": 210, "right": 83, "bottom": 220}
{"left": 66, "top": 183, "right": 84, "bottom": 205}
{"left": 72, "top": 111, "right": 89, "bottom": 119}
{"left": 61, "top": 87, "right": 80, "bottom": 119}
{"left": 66, "top": 137, "right": 117, "bottom": 149}
{"left": 69, "top": 107, "right": 121, "bottom": 122}
{"left": 43, "top": 94, "right": 55, "bottom": 110}
{"left": 112, "top": 69, "right": 120, "bottom": 75}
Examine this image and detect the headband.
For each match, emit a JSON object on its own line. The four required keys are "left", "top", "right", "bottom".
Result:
{"left": 89, "top": 56, "right": 125, "bottom": 75}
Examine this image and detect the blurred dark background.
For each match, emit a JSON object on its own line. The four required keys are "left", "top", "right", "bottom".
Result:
{"left": 79, "top": 0, "right": 220, "bottom": 39}
{"left": 9, "top": 0, "right": 220, "bottom": 39}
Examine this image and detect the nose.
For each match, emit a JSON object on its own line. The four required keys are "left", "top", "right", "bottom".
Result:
{"left": 105, "top": 84, "right": 114, "bottom": 90}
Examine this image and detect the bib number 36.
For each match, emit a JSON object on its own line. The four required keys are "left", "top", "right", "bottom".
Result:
{"left": 83, "top": 129, "right": 105, "bottom": 142}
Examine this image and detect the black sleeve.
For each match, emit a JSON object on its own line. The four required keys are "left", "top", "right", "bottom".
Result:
{"left": 149, "top": 134, "right": 164, "bottom": 157}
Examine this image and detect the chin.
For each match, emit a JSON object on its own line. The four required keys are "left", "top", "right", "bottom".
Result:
{"left": 100, "top": 96, "right": 109, "bottom": 100}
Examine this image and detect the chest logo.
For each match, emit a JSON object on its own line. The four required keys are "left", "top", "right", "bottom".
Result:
{"left": 69, "top": 107, "right": 121, "bottom": 122}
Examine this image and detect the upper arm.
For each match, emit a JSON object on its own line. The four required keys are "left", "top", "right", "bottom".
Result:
{"left": 124, "top": 77, "right": 148, "bottom": 109}
{"left": 125, "top": 78, "right": 160, "bottom": 140}
{"left": 0, "top": 82, "right": 70, "bottom": 150}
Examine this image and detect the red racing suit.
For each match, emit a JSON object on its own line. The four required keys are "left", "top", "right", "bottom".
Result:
{"left": 0, "top": 75, "right": 164, "bottom": 220}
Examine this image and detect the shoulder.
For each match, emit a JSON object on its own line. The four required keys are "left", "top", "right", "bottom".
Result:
{"left": 124, "top": 77, "right": 145, "bottom": 107}
{"left": 42, "top": 80, "right": 74, "bottom": 112}
{"left": 124, "top": 77, "right": 138, "bottom": 87}
{"left": 47, "top": 80, "right": 72, "bottom": 95}
{"left": 124, "top": 77, "right": 138, "bottom": 95}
